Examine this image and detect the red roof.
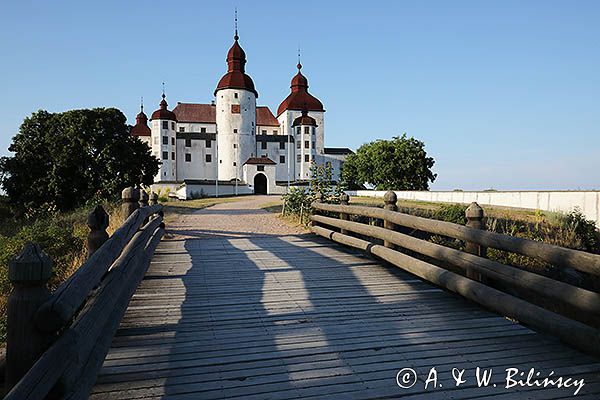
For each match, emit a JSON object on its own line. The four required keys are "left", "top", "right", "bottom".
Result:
{"left": 256, "top": 106, "right": 279, "bottom": 126}
{"left": 215, "top": 36, "right": 258, "bottom": 97}
{"left": 277, "top": 63, "right": 324, "bottom": 116}
{"left": 244, "top": 156, "right": 276, "bottom": 165}
{"left": 292, "top": 109, "right": 317, "bottom": 127}
{"left": 151, "top": 95, "right": 177, "bottom": 121}
{"left": 131, "top": 108, "right": 151, "bottom": 137}
{"left": 173, "top": 103, "right": 279, "bottom": 127}
{"left": 173, "top": 103, "right": 216, "bottom": 123}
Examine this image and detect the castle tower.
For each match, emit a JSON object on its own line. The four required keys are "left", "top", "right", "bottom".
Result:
{"left": 150, "top": 92, "right": 178, "bottom": 182}
{"left": 292, "top": 108, "right": 318, "bottom": 180}
{"left": 277, "top": 61, "right": 325, "bottom": 161}
{"left": 214, "top": 27, "right": 257, "bottom": 181}
{"left": 131, "top": 99, "right": 151, "bottom": 148}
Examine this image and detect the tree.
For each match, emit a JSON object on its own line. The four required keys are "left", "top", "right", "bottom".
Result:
{"left": 0, "top": 108, "right": 159, "bottom": 213}
{"left": 341, "top": 134, "right": 436, "bottom": 190}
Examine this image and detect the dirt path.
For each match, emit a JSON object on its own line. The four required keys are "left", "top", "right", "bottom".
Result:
{"left": 167, "top": 195, "right": 307, "bottom": 239}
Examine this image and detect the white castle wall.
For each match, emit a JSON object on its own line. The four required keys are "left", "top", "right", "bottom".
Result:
{"left": 216, "top": 88, "right": 256, "bottom": 181}
{"left": 176, "top": 137, "right": 217, "bottom": 181}
{"left": 151, "top": 119, "right": 177, "bottom": 181}
{"left": 345, "top": 190, "right": 600, "bottom": 227}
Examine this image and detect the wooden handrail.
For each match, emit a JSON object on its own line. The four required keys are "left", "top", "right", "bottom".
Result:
{"left": 311, "top": 213, "right": 600, "bottom": 315}
{"left": 4, "top": 187, "right": 165, "bottom": 398}
{"left": 312, "top": 201, "right": 600, "bottom": 277}
{"left": 35, "top": 204, "right": 162, "bottom": 332}
{"left": 311, "top": 224, "right": 600, "bottom": 357}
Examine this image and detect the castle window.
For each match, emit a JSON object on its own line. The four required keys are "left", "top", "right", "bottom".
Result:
{"left": 233, "top": 129, "right": 238, "bottom": 133}
{"left": 305, "top": 155, "right": 310, "bottom": 162}
{"left": 162, "top": 121, "right": 168, "bottom": 129}
{"left": 304, "top": 141, "right": 309, "bottom": 149}
{"left": 279, "top": 142, "right": 285, "bottom": 149}
{"left": 296, "top": 127, "right": 301, "bottom": 135}
{"left": 304, "top": 127, "right": 310, "bottom": 135}
{"left": 185, "top": 153, "right": 191, "bottom": 162}
{"left": 171, "top": 122, "right": 175, "bottom": 130}
{"left": 273, "top": 130, "right": 278, "bottom": 135}
{"left": 261, "top": 141, "right": 267, "bottom": 149}
{"left": 231, "top": 104, "right": 240, "bottom": 113}
{"left": 185, "top": 139, "right": 191, "bottom": 147}
{"left": 162, "top": 151, "right": 168, "bottom": 160}
{"left": 234, "top": 93, "right": 238, "bottom": 98}
{"left": 206, "top": 154, "right": 212, "bottom": 162}
{"left": 171, "top": 152, "right": 175, "bottom": 160}
{"left": 233, "top": 143, "right": 237, "bottom": 148}
{"left": 206, "top": 140, "right": 211, "bottom": 148}
{"left": 312, "top": 127, "right": 316, "bottom": 135}
{"left": 280, "top": 155, "right": 285, "bottom": 163}
{"left": 179, "top": 127, "right": 185, "bottom": 133}
{"left": 201, "top": 127, "right": 206, "bottom": 133}
{"left": 257, "top": 166, "right": 265, "bottom": 172}
{"left": 296, "top": 142, "right": 300, "bottom": 149}
{"left": 233, "top": 162, "right": 237, "bottom": 166}
{"left": 162, "top": 136, "right": 168, "bottom": 145}
{"left": 171, "top": 137, "right": 175, "bottom": 145}
{"left": 297, "top": 155, "right": 301, "bottom": 162}
{"left": 262, "top": 130, "right": 267, "bottom": 134}
{"left": 312, "top": 141, "right": 315, "bottom": 148}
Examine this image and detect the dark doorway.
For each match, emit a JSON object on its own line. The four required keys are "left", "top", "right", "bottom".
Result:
{"left": 254, "top": 173, "right": 267, "bottom": 194}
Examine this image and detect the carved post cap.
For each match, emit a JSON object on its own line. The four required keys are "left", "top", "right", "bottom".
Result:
{"left": 340, "top": 193, "right": 350, "bottom": 205}
{"left": 139, "top": 190, "right": 149, "bottom": 207}
{"left": 466, "top": 202, "right": 484, "bottom": 220}
{"left": 383, "top": 191, "right": 397, "bottom": 205}
{"left": 9, "top": 242, "right": 52, "bottom": 283}
{"left": 149, "top": 192, "right": 159, "bottom": 205}
{"left": 121, "top": 186, "right": 138, "bottom": 201}
{"left": 87, "top": 205, "right": 109, "bottom": 230}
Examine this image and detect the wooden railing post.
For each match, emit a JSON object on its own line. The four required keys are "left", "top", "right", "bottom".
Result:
{"left": 339, "top": 192, "right": 350, "bottom": 235}
{"left": 5, "top": 242, "right": 53, "bottom": 392}
{"left": 86, "top": 205, "right": 109, "bottom": 257}
{"left": 121, "top": 187, "right": 139, "bottom": 219}
{"left": 139, "top": 190, "right": 149, "bottom": 208}
{"left": 383, "top": 191, "right": 397, "bottom": 248}
{"left": 465, "top": 202, "right": 487, "bottom": 281}
{"left": 149, "top": 192, "right": 158, "bottom": 206}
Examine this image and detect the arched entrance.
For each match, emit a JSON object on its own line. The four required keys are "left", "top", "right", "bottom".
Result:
{"left": 254, "top": 173, "right": 267, "bottom": 194}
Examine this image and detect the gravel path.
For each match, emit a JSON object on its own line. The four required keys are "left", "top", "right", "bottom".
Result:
{"left": 167, "top": 195, "right": 307, "bottom": 239}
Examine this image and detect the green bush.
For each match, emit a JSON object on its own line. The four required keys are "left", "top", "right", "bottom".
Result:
{"left": 434, "top": 203, "right": 468, "bottom": 225}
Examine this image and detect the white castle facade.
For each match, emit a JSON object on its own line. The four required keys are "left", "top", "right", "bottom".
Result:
{"left": 131, "top": 30, "right": 352, "bottom": 198}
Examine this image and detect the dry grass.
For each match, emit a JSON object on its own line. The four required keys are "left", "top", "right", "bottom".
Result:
{"left": 259, "top": 198, "right": 310, "bottom": 231}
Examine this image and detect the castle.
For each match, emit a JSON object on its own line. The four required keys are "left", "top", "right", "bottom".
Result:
{"left": 130, "top": 28, "right": 352, "bottom": 198}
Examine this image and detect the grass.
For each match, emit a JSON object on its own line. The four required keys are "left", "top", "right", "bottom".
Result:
{"left": 259, "top": 198, "right": 310, "bottom": 231}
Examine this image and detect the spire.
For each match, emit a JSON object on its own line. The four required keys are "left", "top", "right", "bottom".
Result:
{"left": 297, "top": 47, "right": 302, "bottom": 70}
{"left": 160, "top": 83, "right": 168, "bottom": 109}
{"left": 140, "top": 96, "right": 144, "bottom": 113}
{"left": 234, "top": 8, "right": 239, "bottom": 41}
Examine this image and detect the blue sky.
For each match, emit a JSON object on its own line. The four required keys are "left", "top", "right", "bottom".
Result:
{"left": 1, "top": 0, "right": 598, "bottom": 190}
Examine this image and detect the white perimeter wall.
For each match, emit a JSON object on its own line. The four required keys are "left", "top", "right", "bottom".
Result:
{"left": 346, "top": 190, "right": 600, "bottom": 227}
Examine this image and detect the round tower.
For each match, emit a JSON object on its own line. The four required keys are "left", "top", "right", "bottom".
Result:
{"left": 215, "top": 30, "right": 257, "bottom": 182}
{"left": 150, "top": 93, "right": 177, "bottom": 182}
{"left": 277, "top": 62, "right": 325, "bottom": 156}
{"left": 292, "top": 108, "right": 318, "bottom": 180}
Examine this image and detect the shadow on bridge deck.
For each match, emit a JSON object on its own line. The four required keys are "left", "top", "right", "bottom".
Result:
{"left": 90, "top": 230, "right": 600, "bottom": 399}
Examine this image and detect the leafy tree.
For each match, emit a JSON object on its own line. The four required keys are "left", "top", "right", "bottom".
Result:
{"left": 341, "top": 134, "right": 436, "bottom": 190}
{"left": 0, "top": 108, "right": 159, "bottom": 213}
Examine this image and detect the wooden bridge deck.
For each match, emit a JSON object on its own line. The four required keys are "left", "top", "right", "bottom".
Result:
{"left": 90, "top": 200, "right": 600, "bottom": 399}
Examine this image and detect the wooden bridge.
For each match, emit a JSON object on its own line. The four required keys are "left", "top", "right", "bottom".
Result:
{"left": 4, "top": 193, "right": 600, "bottom": 399}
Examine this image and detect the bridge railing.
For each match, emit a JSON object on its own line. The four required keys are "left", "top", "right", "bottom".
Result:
{"left": 310, "top": 191, "right": 600, "bottom": 357}
{"left": 3, "top": 187, "right": 164, "bottom": 399}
